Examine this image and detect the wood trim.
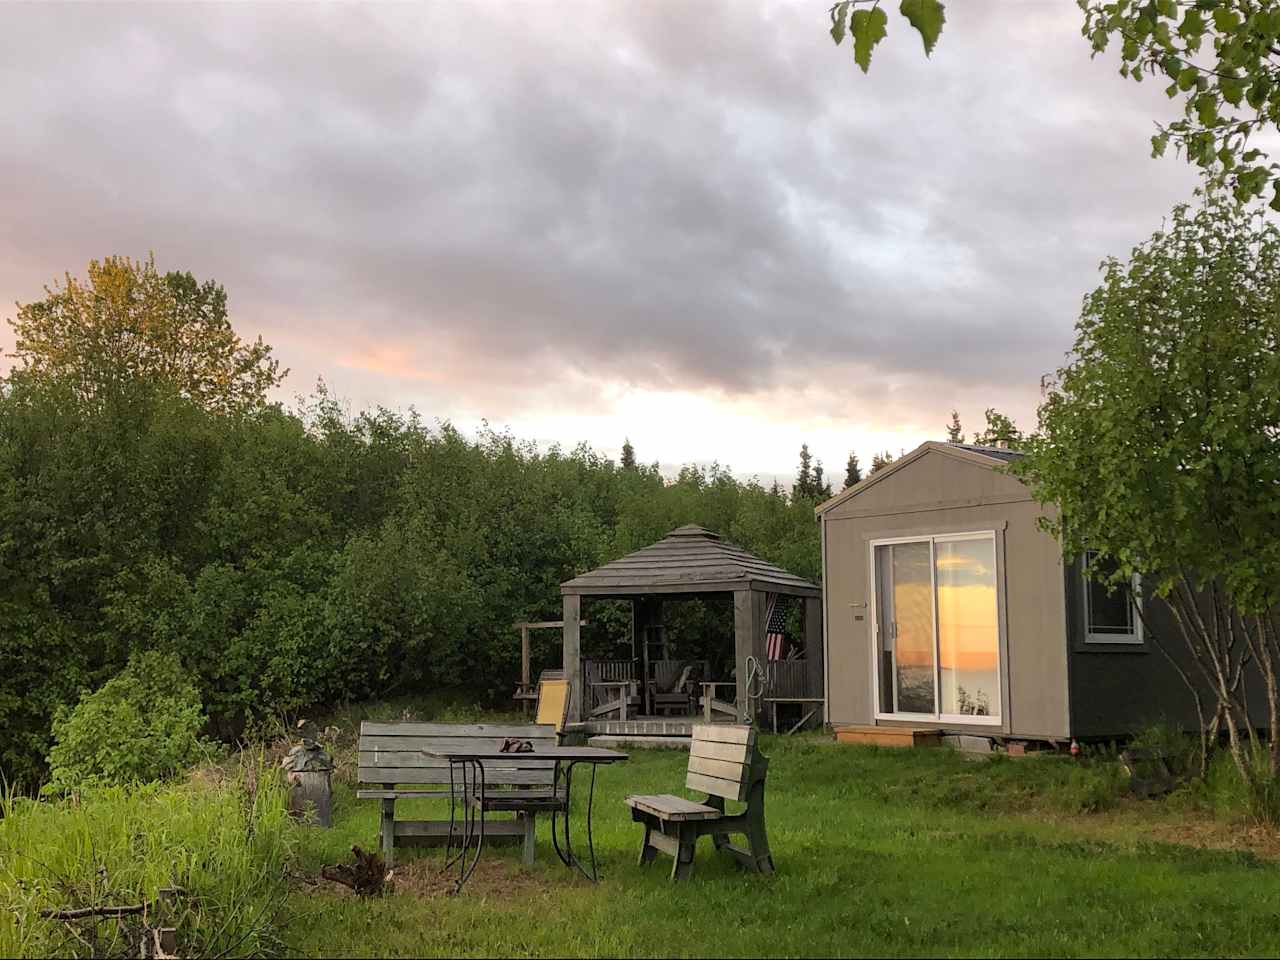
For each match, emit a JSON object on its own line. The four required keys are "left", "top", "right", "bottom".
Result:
{"left": 685, "top": 770, "right": 748, "bottom": 801}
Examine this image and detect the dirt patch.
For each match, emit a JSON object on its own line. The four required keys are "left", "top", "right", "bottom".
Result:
{"left": 309, "top": 854, "right": 571, "bottom": 901}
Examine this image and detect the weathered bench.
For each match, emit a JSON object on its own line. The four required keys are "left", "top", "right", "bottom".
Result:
{"left": 624, "top": 724, "right": 774, "bottom": 880}
{"left": 357, "top": 722, "right": 560, "bottom": 867}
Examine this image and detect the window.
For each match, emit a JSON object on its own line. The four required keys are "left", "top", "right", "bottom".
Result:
{"left": 872, "top": 532, "right": 1001, "bottom": 724}
{"left": 1083, "top": 551, "right": 1143, "bottom": 645}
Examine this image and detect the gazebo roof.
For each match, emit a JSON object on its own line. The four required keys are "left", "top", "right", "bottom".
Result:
{"left": 561, "top": 524, "right": 821, "bottom": 598}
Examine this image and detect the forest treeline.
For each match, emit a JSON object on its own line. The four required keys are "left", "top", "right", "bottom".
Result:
{"left": 0, "top": 260, "right": 845, "bottom": 784}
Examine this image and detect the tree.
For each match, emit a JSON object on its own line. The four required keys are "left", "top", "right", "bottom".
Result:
{"left": 946, "top": 410, "right": 964, "bottom": 443}
{"left": 795, "top": 443, "right": 815, "bottom": 499}
{"left": 870, "top": 450, "right": 896, "bottom": 474}
{"left": 813, "top": 461, "right": 833, "bottom": 501}
{"left": 1016, "top": 192, "right": 1280, "bottom": 820}
{"left": 1080, "top": 0, "right": 1280, "bottom": 208}
{"left": 843, "top": 452, "right": 863, "bottom": 489}
{"left": 828, "top": 1, "right": 946, "bottom": 73}
{"left": 6, "top": 255, "right": 284, "bottom": 414}
{"left": 829, "top": 1, "right": 1280, "bottom": 204}
{"left": 971, "top": 408, "right": 1022, "bottom": 448}
{"left": 620, "top": 438, "right": 637, "bottom": 470}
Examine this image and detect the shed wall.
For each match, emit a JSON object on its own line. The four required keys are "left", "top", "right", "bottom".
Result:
{"left": 822, "top": 450, "right": 1071, "bottom": 740}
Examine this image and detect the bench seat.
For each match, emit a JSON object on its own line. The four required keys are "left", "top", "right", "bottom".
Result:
{"left": 624, "top": 794, "right": 720, "bottom": 821}
{"left": 466, "top": 788, "right": 567, "bottom": 812}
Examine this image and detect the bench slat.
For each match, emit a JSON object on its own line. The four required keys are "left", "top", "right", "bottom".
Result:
{"left": 688, "top": 740, "right": 751, "bottom": 764}
{"left": 686, "top": 770, "right": 748, "bottom": 802}
{"left": 359, "top": 767, "right": 556, "bottom": 786}
{"left": 687, "top": 755, "right": 748, "bottom": 783}
{"left": 691, "top": 724, "right": 755, "bottom": 746}
{"left": 360, "top": 722, "right": 554, "bottom": 738}
{"left": 358, "top": 751, "right": 556, "bottom": 769}
{"left": 358, "top": 736, "right": 557, "bottom": 753}
{"left": 625, "top": 793, "right": 721, "bottom": 821}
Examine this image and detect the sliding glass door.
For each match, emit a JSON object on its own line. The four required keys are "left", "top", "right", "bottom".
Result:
{"left": 872, "top": 532, "right": 1001, "bottom": 724}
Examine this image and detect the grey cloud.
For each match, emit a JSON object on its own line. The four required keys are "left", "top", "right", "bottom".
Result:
{"left": 0, "top": 0, "right": 1201, "bottom": 427}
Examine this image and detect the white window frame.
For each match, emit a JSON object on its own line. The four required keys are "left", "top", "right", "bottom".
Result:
{"left": 1082, "top": 551, "right": 1144, "bottom": 646}
{"left": 868, "top": 530, "right": 1003, "bottom": 726}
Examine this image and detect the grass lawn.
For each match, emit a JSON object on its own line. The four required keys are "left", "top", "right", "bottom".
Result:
{"left": 284, "top": 735, "right": 1280, "bottom": 958}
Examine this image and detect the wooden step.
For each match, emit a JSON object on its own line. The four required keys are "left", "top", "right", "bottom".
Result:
{"left": 832, "top": 724, "right": 941, "bottom": 748}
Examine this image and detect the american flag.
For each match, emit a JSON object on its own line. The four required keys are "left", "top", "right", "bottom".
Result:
{"left": 765, "top": 593, "right": 786, "bottom": 661}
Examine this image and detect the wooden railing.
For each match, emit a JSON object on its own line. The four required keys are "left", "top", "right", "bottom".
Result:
{"left": 765, "top": 659, "right": 819, "bottom": 700}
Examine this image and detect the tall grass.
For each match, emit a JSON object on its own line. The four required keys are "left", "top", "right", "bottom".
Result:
{"left": 0, "top": 758, "right": 296, "bottom": 958}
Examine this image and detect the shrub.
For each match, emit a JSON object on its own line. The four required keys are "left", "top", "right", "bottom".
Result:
{"left": 44, "top": 651, "right": 216, "bottom": 793}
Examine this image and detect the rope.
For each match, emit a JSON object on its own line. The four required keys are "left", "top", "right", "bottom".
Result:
{"left": 743, "top": 654, "right": 770, "bottom": 724}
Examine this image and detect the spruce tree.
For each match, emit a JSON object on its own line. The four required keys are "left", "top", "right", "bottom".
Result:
{"left": 843, "top": 452, "right": 862, "bottom": 490}
{"left": 795, "top": 443, "right": 814, "bottom": 499}
{"left": 870, "top": 450, "right": 896, "bottom": 474}
{"left": 946, "top": 410, "right": 964, "bottom": 443}
{"left": 620, "top": 437, "right": 636, "bottom": 470}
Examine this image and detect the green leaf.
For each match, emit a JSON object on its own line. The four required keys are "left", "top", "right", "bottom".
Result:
{"left": 1195, "top": 92, "right": 1219, "bottom": 126}
{"left": 1177, "top": 67, "right": 1199, "bottom": 92}
{"left": 1221, "top": 76, "right": 1246, "bottom": 107}
{"left": 830, "top": 1, "right": 850, "bottom": 45}
{"left": 1212, "top": 8, "right": 1240, "bottom": 33}
{"left": 899, "top": 0, "right": 945, "bottom": 56}
{"left": 851, "top": 6, "right": 889, "bottom": 73}
{"left": 1151, "top": 130, "right": 1170, "bottom": 158}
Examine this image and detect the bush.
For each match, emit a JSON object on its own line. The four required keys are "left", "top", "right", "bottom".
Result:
{"left": 44, "top": 651, "right": 216, "bottom": 793}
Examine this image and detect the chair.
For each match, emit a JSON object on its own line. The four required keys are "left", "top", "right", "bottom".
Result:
{"left": 534, "top": 670, "right": 571, "bottom": 733}
{"left": 650, "top": 664, "right": 699, "bottom": 716}
{"left": 624, "top": 724, "right": 773, "bottom": 880}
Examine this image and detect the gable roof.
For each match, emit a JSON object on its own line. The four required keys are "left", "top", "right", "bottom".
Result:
{"left": 814, "top": 441, "right": 1025, "bottom": 517}
{"left": 561, "top": 524, "right": 820, "bottom": 597}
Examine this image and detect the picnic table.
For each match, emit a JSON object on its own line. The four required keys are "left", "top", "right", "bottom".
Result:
{"left": 426, "top": 744, "right": 628, "bottom": 890}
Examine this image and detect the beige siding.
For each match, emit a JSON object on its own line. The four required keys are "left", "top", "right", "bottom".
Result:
{"left": 822, "top": 448, "right": 1071, "bottom": 740}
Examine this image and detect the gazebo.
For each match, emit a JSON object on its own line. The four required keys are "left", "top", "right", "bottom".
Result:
{"left": 560, "top": 525, "right": 822, "bottom": 729}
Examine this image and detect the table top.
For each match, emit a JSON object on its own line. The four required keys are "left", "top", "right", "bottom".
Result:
{"left": 421, "top": 746, "right": 629, "bottom": 763}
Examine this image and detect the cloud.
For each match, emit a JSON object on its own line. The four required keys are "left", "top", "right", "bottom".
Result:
{"left": 0, "top": 0, "right": 1202, "bottom": 473}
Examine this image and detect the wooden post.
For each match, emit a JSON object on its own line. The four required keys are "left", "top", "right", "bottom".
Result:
{"left": 733, "top": 589, "right": 758, "bottom": 723}
{"left": 520, "top": 625, "right": 530, "bottom": 691}
{"left": 804, "top": 595, "right": 823, "bottom": 724}
{"left": 563, "top": 595, "right": 582, "bottom": 722}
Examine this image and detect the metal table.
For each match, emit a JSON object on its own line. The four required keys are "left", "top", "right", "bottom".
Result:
{"left": 424, "top": 745, "right": 628, "bottom": 891}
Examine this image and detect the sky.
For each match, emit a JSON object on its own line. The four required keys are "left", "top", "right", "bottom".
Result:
{"left": 0, "top": 1, "right": 1204, "bottom": 486}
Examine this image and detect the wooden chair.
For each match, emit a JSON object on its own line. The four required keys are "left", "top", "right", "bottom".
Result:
{"left": 534, "top": 671, "right": 571, "bottom": 734}
{"left": 623, "top": 724, "right": 774, "bottom": 880}
{"left": 650, "top": 664, "right": 698, "bottom": 716}
{"left": 357, "top": 722, "right": 560, "bottom": 867}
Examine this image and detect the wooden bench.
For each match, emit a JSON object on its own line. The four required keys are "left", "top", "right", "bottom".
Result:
{"left": 623, "top": 724, "right": 774, "bottom": 880}
{"left": 357, "top": 722, "right": 560, "bottom": 867}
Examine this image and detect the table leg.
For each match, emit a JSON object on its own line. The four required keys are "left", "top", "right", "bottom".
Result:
{"left": 550, "top": 759, "right": 570, "bottom": 867}
{"left": 454, "top": 760, "right": 486, "bottom": 894}
{"left": 442, "top": 760, "right": 463, "bottom": 871}
{"left": 561, "top": 761, "right": 602, "bottom": 882}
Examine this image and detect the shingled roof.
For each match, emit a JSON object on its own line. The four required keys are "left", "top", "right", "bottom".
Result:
{"left": 561, "top": 524, "right": 820, "bottom": 598}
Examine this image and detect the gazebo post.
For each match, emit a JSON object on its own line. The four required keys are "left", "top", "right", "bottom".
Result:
{"left": 804, "top": 595, "right": 824, "bottom": 721}
{"left": 733, "top": 589, "right": 761, "bottom": 724}
{"left": 563, "top": 594, "right": 581, "bottom": 722}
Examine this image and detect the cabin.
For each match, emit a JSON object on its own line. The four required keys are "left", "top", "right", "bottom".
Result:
{"left": 815, "top": 441, "right": 1261, "bottom": 742}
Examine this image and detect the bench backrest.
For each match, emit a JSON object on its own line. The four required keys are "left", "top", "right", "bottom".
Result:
{"left": 685, "top": 724, "right": 762, "bottom": 802}
{"left": 358, "top": 722, "right": 558, "bottom": 790}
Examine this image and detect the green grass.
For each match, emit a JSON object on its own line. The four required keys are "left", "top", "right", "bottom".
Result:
{"left": 7, "top": 713, "right": 1280, "bottom": 958}
{"left": 0, "top": 758, "right": 295, "bottom": 958}
{"left": 286, "top": 737, "right": 1280, "bottom": 958}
